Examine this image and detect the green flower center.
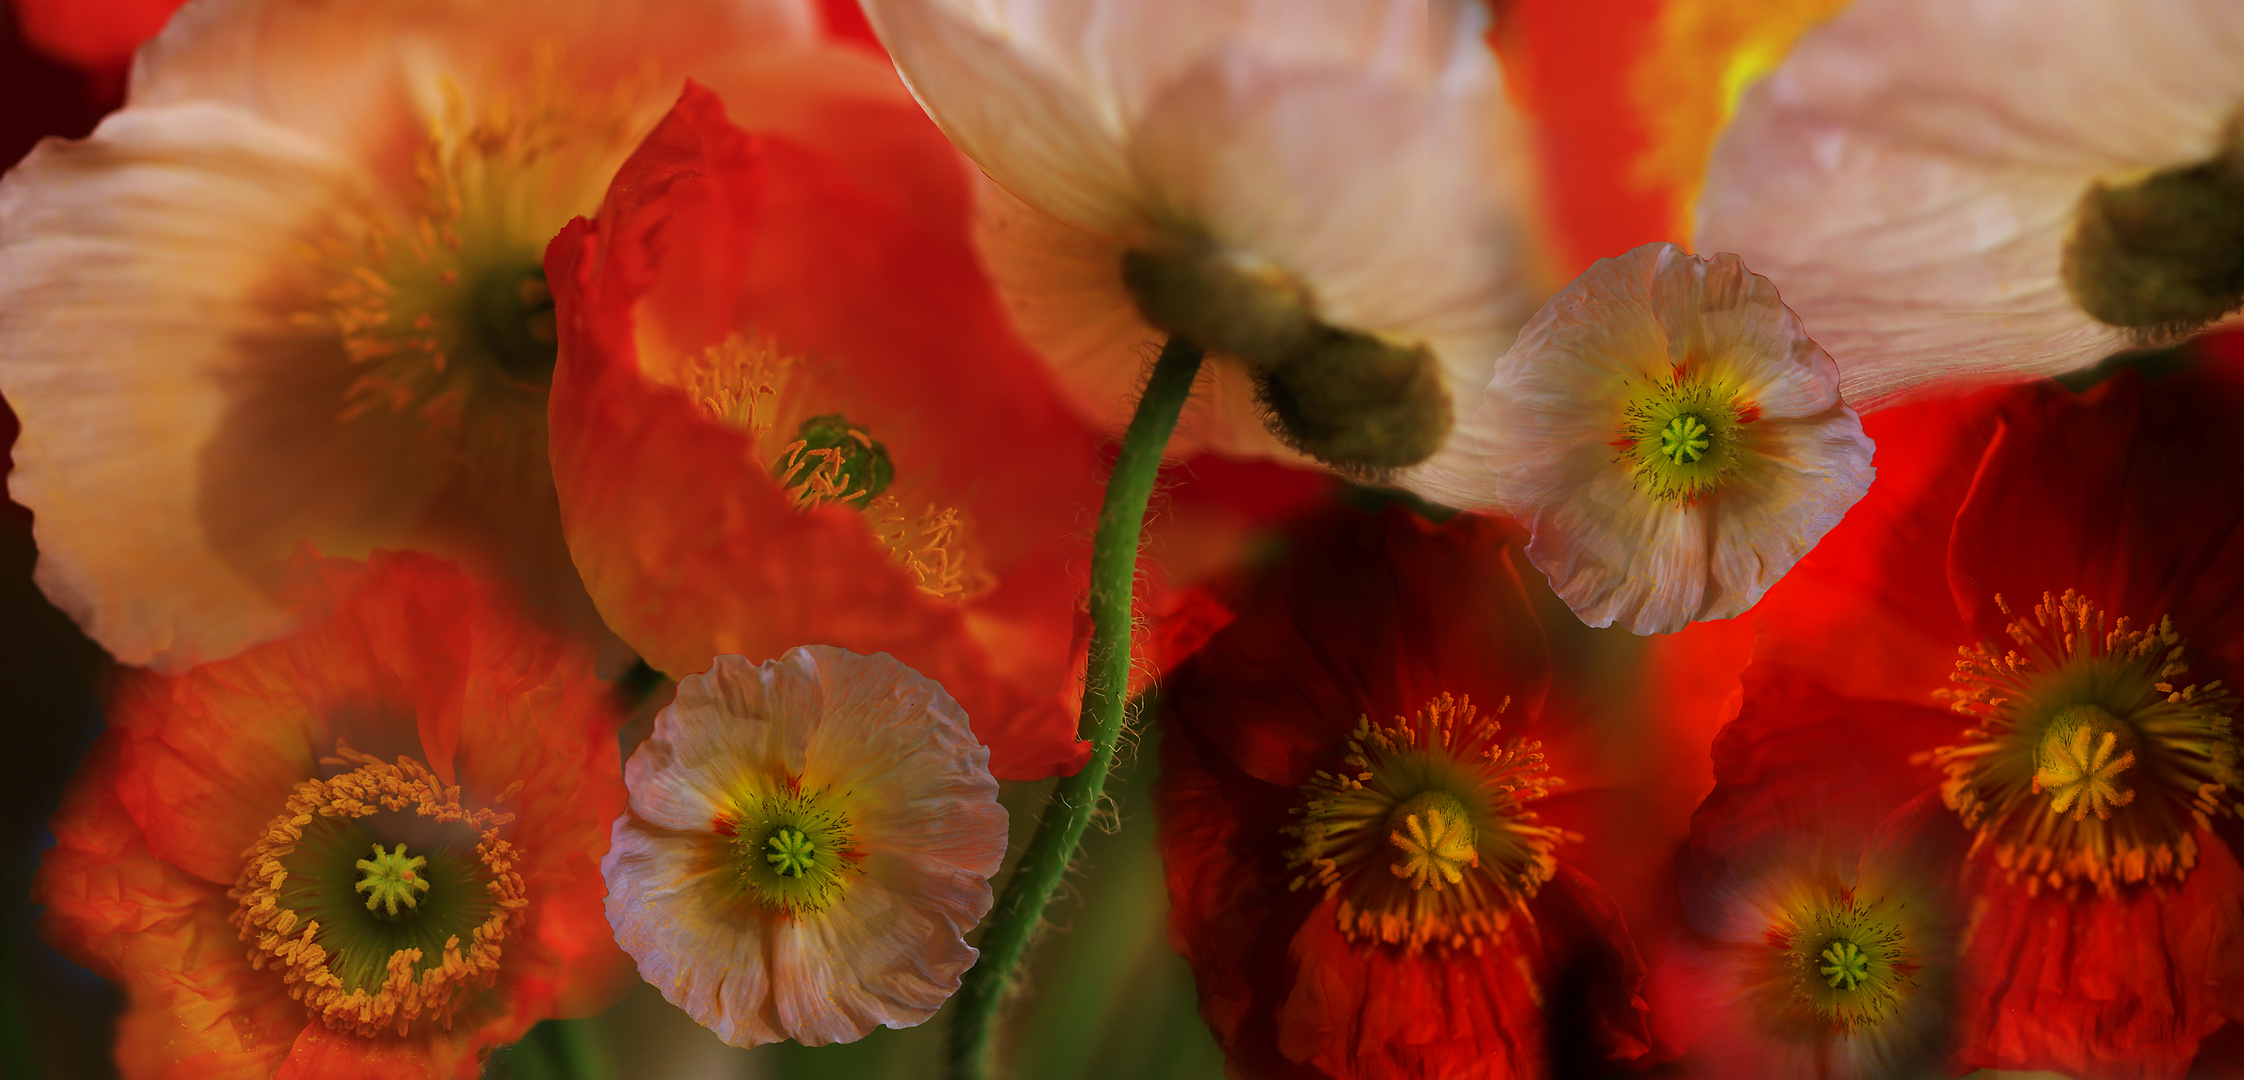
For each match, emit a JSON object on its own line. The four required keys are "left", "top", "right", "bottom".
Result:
{"left": 1784, "top": 891, "right": 1914, "bottom": 1031}
{"left": 773, "top": 413, "right": 894, "bottom": 510}
{"left": 726, "top": 785, "right": 861, "bottom": 915}
{"left": 1819, "top": 939, "right": 1872, "bottom": 990}
{"left": 1287, "top": 693, "right": 1567, "bottom": 952}
{"left": 1659, "top": 413, "right": 1713, "bottom": 464}
{"left": 354, "top": 842, "right": 432, "bottom": 920}
{"left": 1617, "top": 370, "right": 1756, "bottom": 502}
{"left": 1928, "top": 590, "right": 2240, "bottom": 893}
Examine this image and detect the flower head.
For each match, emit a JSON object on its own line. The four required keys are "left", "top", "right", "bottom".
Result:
{"left": 603, "top": 647, "right": 1006, "bottom": 1046}
{"left": 33, "top": 552, "right": 628, "bottom": 1079}
{"left": 546, "top": 83, "right": 1104, "bottom": 780}
{"left": 0, "top": 0, "right": 826, "bottom": 670}
{"left": 1159, "top": 504, "right": 1649, "bottom": 1080}
{"left": 1697, "top": 0, "right": 2244, "bottom": 408}
{"left": 862, "top": 0, "right": 1543, "bottom": 481}
{"left": 1737, "top": 341, "right": 2244, "bottom": 1077}
{"left": 1467, "top": 242, "right": 1874, "bottom": 634}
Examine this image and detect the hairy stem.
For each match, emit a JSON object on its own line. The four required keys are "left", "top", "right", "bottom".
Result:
{"left": 947, "top": 336, "right": 1206, "bottom": 1079}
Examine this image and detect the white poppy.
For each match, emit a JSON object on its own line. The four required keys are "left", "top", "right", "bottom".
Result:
{"left": 861, "top": 0, "right": 1547, "bottom": 481}
{"left": 603, "top": 646, "right": 1007, "bottom": 1045}
{"left": 1468, "top": 243, "right": 1873, "bottom": 634}
{"left": 1696, "top": 0, "right": 2244, "bottom": 409}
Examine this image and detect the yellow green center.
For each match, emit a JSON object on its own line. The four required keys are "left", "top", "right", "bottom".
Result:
{"left": 1927, "top": 590, "right": 2240, "bottom": 892}
{"left": 728, "top": 785, "right": 860, "bottom": 915}
{"left": 354, "top": 842, "right": 431, "bottom": 920}
{"left": 772, "top": 413, "right": 894, "bottom": 510}
{"left": 1783, "top": 891, "right": 1914, "bottom": 1031}
{"left": 1618, "top": 371, "right": 1755, "bottom": 502}
{"left": 1286, "top": 693, "right": 1567, "bottom": 952}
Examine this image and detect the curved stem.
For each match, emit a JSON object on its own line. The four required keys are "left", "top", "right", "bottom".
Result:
{"left": 948, "top": 336, "right": 1206, "bottom": 1079}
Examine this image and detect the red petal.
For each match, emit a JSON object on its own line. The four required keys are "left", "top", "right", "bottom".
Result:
{"left": 546, "top": 83, "right": 1101, "bottom": 779}
{"left": 1163, "top": 505, "right": 1548, "bottom": 789}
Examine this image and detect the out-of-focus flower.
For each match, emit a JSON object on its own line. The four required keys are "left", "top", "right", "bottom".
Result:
{"left": 1696, "top": 0, "right": 2244, "bottom": 409}
{"left": 1464, "top": 242, "right": 1873, "bottom": 634}
{"left": 9, "top": 0, "right": 182, "bottom": 75}
{"left": 0, "top": 0, "right": 854, "bottom": 671}
{"left": 1739, "top": 345, "right": 2244, "bottom": 1078}
{"left": 861, "top": 0, "right": 1543, "bottom": 482}
{"left": 1158, "top": 504, "right": 1649, "bottom": 1080}
{"left": 33, "top": 552, "right": 628, "bottom": 1079}
{"left": 1658, "top": 664, "right": 1971, "bottom": 1078}
{"left": 546, "top": 83, "right": 1104, "bottom": 780}
{"left": 603, "top": 647, "right": 1005, "bottom": 1046}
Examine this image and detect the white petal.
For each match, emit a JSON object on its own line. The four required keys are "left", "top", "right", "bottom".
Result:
{"left": 772, "top": 866, "right": 986, "bottom": 1043}
{"left": 604, "top": 815, "right": 786, "bottom": 1046}
{"left": 1703, "top": 411, "right": 1874, "bottom": 621}
{"left": 797, "top": 646, "right": 1009, "bottom": 880}
{"left": 1696, "top": 0, "right": 2244, "bottom": 408}
{"left": 0, "top": 103, "right": 365, "bottom": 670}
{"left": 862, "top": 0, "right": 1139, "bottom": 233}
{"left": 1473, "top": 243, "right": 1872, "bottom": 634}
{"left": 624, "top": 653, "right": 818, "bottom": 832}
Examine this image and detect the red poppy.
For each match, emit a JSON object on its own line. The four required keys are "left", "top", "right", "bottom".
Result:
{"left": 1158, "top": 504, "right": 1650, "bottom": 1080}
{"left": 1730, "top": 342, "right": 2244, "bottom": 1079}
{"left": 9, "top": 0, "right": 181, "bottom": 76}
{"left": 33, "top": 552, "right": 628, "bottom": 1079}
{"left": 544, "top": 82, "right": 1118, "bottom": 780}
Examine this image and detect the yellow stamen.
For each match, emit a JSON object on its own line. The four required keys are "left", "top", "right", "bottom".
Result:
{"left": 229, "top": 746, "right": 525, "bottom": 1037}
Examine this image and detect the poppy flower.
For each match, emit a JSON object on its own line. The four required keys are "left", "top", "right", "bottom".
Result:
{"left": 0, "top": 0, "right": 856, "bottom": 671}
{"left": 1464, "top": 242, "right": 1874, "bottom": 634}
{"left": 1657, "top": 665, "right": 1974, "bottom": 1078}
{"left": 1158, "top": 503, "right": 1650, "bottom": 1080}
{"left": 1734, "top": 343, "right": 2244, "bottom": 1078}
{"left": 33, "top": 551, "right": 628, "bottom": 1079}
{"left": 603, "top": 646, "right": 1006, "bottom": 1045}
{"left": 544, "top": 79, "right": 1110, "bottom": 780}
{"left": 859, "top": 0, "right": 1544, "bottom": 482}
{"left": 1696, "top": 0, "right": 2244, "bottom": 409}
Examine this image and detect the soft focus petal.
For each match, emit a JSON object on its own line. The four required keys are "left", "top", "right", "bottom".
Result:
{"left": 1696, "top": 0, "right": 2244, "bottom": 407}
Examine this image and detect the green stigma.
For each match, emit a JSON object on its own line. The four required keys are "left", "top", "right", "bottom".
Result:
{"left": 1784, "top": 890, "right": 1914, "bottom": 1031}
{"left": 1819, "top": 939, "right": 1872, "bottom": 991}
{"left": 1659, "top": 413, "right": 1712, "bottom": 464}
{"left": 728, "top": 786, "right": 861, "bottom": 915}
{"left": 1619, "top": 374, "right": 1753, "bottom": 502}
{"left": 354, "top": 843, "right": 431, "bottom": 920}
{"left": 774, "top": 414, "right": 895, "bottom": 509}
{"left": 765, "top": 828, "right": 818, "bottom": 878}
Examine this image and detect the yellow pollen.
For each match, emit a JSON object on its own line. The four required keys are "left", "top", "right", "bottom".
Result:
{"left": 229, "top": 745, "right": 526, "bottom": 1038}
{"left": 1388, "top": 794, "right": 1480, "bottom": 890}
{"left": 2034, "top": 706, "right": 2140, "bottom": 821}
{"left": 1922, "top": 590, "right": 2240, "bottom": 894}
{"left": 300, "top": 53, "right": 653, "bottom": 426}
{"left": 1286, "top": 693, "right": 1572, "bottom": 953}
{"left": 677, "top": 334, "right": 997, "bottom": 602}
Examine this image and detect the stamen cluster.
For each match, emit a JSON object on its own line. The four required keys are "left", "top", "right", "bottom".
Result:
{"left": 1925, "top": 590, "right": 2239, "bottom": 893}
{"left": 1285, "top": 693, "right": 1570, "bottom": 953}
{"left": 717, "top": 781, "right": 863, "bottom": 916}
{"left": 1616, "top": 366, "right": 1758, "bottom": 502}
{"left": 1778, "top": 888, "right": 1916, "bottom": 1032}
{"left": 229, "top": 745, "right": 526, "bottom": 1037}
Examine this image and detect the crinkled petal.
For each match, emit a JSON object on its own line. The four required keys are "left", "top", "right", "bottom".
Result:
{"left": 1478, "top": 243, "right": 1872, "bottom": 633}
{"left": 0, "top": 103, "right": 363, "bottom": 670}
{"left": 1695, "top": 0, "right": 2244, "bottom": 407}
{"left": 625, "top": 654, "right": 818, "bottom": 833}
{"left": 547, "top": 82, "right": 1096, "bottom": 779}
{"left": 603, "top": 816, "right": 785, "bottom": 1046}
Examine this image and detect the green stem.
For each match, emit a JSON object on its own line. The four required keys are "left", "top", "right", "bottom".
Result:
{"left": 947, "top": 336, "right": 1206, "bottom": 1079}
